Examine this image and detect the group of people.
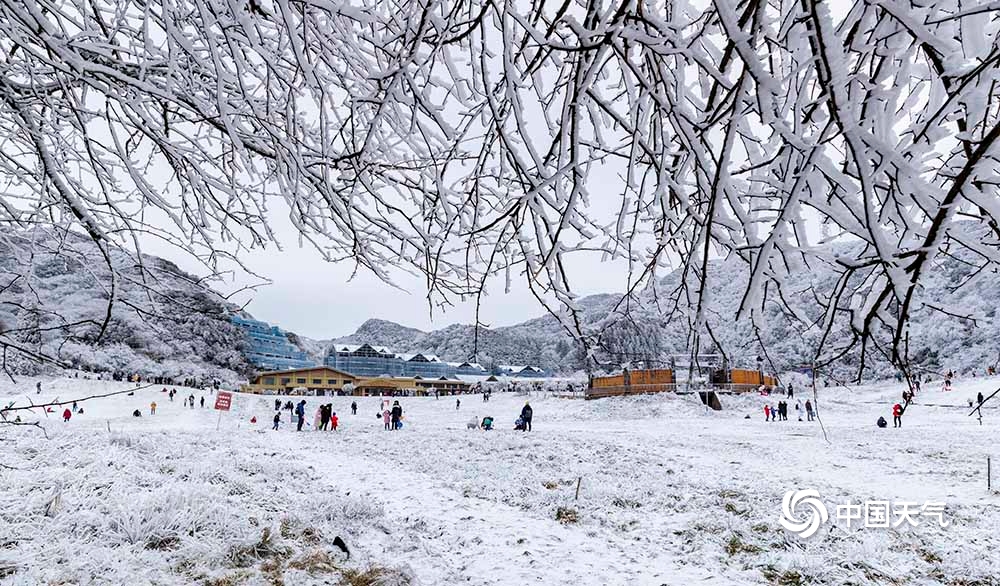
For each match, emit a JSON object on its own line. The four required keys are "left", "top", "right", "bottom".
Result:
{"left": 763, "top": 398, "right": 814, "bottom": 422}
{"left": 382, "top": 401, "right": 403, "bottom": 430}
{"left": 312, "top": 404, "right": 339, "bottom": 431}
{"left": 466, "top": 401, "right": 533, "bottom": 432}
{"left": 263, "top": 396, "right": 536, "bottom": 434}
{"left": 165, "top": 388, "right": 206, "bottom": 404}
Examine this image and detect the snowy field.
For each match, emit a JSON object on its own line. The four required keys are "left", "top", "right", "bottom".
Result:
{"left": 2, "top": 376, "right": 999, "bottom": 585}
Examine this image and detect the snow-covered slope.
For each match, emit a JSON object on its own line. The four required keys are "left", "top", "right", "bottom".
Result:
{"left": 2, "top": 375, "right": 999, "bottom": 585}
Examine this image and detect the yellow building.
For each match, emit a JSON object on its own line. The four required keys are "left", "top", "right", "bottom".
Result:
{"left": 355, "top": 376, "right": 470, "bottom": 396}
{"left": 239, "top": 367, "right": 471, "bottom": 397}
{"left": 240, "top": 366, "right": 357, "bottom": 396}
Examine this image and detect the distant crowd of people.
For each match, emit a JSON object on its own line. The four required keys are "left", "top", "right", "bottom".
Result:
{"left": 763, "top": 398, "right": 814, "bottom": 422}
{"left": 262, "top": 395, "right": 536, "bottom": 434}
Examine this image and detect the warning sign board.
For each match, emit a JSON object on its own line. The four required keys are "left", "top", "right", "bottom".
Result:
{"left": 214, "top": 391, "right": 233, "bottom": 411}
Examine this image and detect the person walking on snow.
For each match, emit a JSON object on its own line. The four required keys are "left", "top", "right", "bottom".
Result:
{"left": 36, "top": 381, "right": 42, "bottom": 394}
{"left": 188, "top": 394, "right": 195, "bottom": 409}
{"left": 200, "top": 396, "right": 205, "bottom": 408}
{"left": 382, "top": 407, "right": 391, "bottom": 430}
{"left": 150, "top": 401, "right": 157, "bottom": 415}
{"left": 795, "top": 400, "right": 802, "bottom": 421}
{"left": 391, "top": 401, "right": 403, "bottom": 430}
{"left": 295, "top": 400, "right": 306, "bottom": 431}
{"left": 62, "top": 408, "right": 72, "bottom": 422}
{"left": 764, "top": 404, "right": 771, "bottom": 422}
{"left": 319, "top": 404, "right": 330, "bottom": 431}
{"left": 351, "top": 401, "right": 357, "bottom": 415}
{"left": 314, "top": 405, "right": 323, "bottom": 430}
{"left": 456, "top": 398, "right": 461, "bottom": 411}
{"left": 805, "top": 400, "right": 815, "bottom": 421}
{"left": 331, "top": 412, "right": 339, "bottom": 431}
{"left": 272, "top": 411, "right": 281, "bottom": 431}
{"left": 892, "top": 403, "right": 904, "bottom": 428}
{"left": 520, "top": 402, "right": 533, "bottom": 431}
{"left": 787, "top": 384, "right": 794, "bottom": 399}
{"left": 978, "top": 391, "right": 985, "bottom": 405}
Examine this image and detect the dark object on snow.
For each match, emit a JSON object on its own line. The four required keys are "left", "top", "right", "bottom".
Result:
{"left": 127, "top": 392, "right": 134, "bottom": 396}
{"left": 514, "top": 417, "right": 526, "bottom": 431}
{"left": 877, "top": 416, "right": 887, "bottom": 428}
{"left": 332, "top": 536, "right": 350, "bottom": 559}
{"left": 132, "top": 410, "right": 142, "bottom": 417}
{"left": 744, "top": 414, "right": 751, "bottom": 419}
{"left": 698, "top": 391, "right": 722, "bottom": 411}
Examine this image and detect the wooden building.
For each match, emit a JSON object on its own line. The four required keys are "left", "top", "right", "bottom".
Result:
{"left": 240, "top": 366, "right": 357, "bottom": 395}
{"left": 585, "top": 367, "right": 778, "bottom": 399}
{"left": 239, "top": 366, "right": 471, "bottom": 397}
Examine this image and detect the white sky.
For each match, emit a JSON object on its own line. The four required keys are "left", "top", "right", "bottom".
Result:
{"left": 218, "top": 245, "right": 628, "bottom": 339}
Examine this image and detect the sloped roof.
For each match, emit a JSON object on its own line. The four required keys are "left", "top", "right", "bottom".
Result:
{"left": 399, "top": 353, "right": 443, "bottom": 362}
{"left": 332, "top": 343, "right": 394, "bottom": 355}
{"left": 253, "top": 365, "right": 355, "bottom": 379}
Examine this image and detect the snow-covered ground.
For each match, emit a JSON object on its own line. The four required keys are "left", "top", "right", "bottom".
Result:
{"left": 2, "top": 375, "right": 999, "bottom": 585}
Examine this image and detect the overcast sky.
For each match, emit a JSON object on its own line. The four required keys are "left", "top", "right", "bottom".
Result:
{"left": 140, "top": 222, "right": 632, "bottom": 340}
{"left": 222, "top": 245, "right": 627, "bottom": 340}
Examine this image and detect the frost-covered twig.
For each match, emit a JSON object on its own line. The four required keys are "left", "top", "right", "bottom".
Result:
{"left": 0, "top": 0, "right": 997, "bottom": 378}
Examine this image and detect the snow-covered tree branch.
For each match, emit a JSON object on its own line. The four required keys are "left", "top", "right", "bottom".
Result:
{"left": 1, "top": 0, "right": 998, "bottom": 378}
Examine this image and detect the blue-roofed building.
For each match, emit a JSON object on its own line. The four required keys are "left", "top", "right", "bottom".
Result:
{"left": 324, "top": 344, "right": 404, "bottom": 377}
{"left": 498, "top": 364, "right": 547, "bottom": 378}
{"left": 232, "top": 315, "right": 316, "bottom": 371}
{"left": 325, "top": 345, "right": 499, "bottom": 378}
{"left": 448, "top": 362, "right": 490, "bottom": 376}
{"left": 399, "top": 353, "right": 450, "bottom": 378}
{"left": 322, "top": 342, "right": 546, "bottom": 379}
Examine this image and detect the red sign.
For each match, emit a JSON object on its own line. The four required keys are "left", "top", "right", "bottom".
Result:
{"left": 214, "top": 391, "right": 233, "bottom": 411}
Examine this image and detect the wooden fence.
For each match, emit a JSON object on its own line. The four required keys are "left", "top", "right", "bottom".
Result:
{"left": 585, "top": 383, "right": 678, "bottom": 400}
{"left": 586, "top": 368, "right": 778, "bottom": 400}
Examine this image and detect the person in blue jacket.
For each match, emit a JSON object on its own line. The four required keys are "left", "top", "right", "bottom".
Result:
{"left": 295, "top": 400, "right": 307, "bottom": 431}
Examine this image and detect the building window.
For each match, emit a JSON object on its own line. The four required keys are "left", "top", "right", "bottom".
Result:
{"left": 280, "top": 378, "right": 291, "bottom": 384}
{"left": 263, "top": 377, "right": 275, "bottom": 385}
{"left": 327, "top": 379, "right": 338, "bottom": 385}
{"left": 312, "top": 379, "right": 322, "bottom": 384}
{"left": 296, "top": 378, "right": 307, "bottom": 384}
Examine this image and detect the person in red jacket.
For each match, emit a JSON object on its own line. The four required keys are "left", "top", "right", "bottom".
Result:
{"left": 892, "top": 403, "right": 903, "bottom": 428}
{"left": 62, "top": 408, "right": 72, "bottom": 422}
{"left": 330, "top": 412, "right": 339, "bottom": 431}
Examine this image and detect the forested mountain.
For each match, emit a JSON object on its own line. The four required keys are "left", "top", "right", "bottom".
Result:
{"left": 328, "top": 232, "right": 1000, "bottom": 380}
{"left": 5, "top": 228, "right": 997, "bottom": 383}
{"left": 0, "top": 230, "right": 252, "bottom": 382}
